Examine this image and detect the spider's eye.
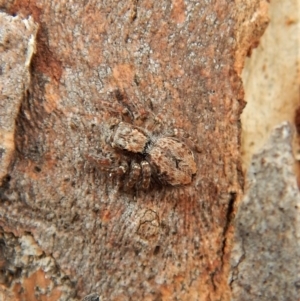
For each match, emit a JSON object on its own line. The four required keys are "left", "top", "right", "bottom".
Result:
{"left": 111, "top": 137, "right": 128, "bottom": 151}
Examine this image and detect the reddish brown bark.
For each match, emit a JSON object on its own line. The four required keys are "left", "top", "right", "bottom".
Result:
{"left": 0, "top": 1, "right": 268, "bottom": 300}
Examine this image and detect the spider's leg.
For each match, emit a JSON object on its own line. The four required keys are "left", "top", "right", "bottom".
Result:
{"left": 114, "top": 161, "right": 128, "bottom": 189}
{"left": 85, "top": 154, "right": 112, "bottom": 171}
{"left": 112, "top": 88, "right": 150, "bottom": 125}
{"left": 171, "top": 128, "right": 201, "bottom": 153}
{"left": 81, "top": 292, "right": 100, "bottom": 301}
{"left": 140, "top": 161, "right": 151, "bottom": 190}
{"left": 100, "top": 98, "right": 130, "bottom": 118}
{"left": 125, "top": 161, "right": 141, "bottom": 190}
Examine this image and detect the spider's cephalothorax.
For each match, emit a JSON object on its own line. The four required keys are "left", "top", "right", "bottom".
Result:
{"left": 106, "top": 121, "right": 197, "bottom": 190}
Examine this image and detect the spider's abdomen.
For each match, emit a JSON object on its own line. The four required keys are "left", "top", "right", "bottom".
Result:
{"left": 148, "top": 137, "right": 197, "bottom": 186}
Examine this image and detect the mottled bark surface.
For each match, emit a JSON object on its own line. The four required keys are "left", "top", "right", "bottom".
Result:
{"left": 230, "top": 123, "right": 300, "bottom": 301}
{"left": 0, "top": 1, "right": 268, "bottom": 300}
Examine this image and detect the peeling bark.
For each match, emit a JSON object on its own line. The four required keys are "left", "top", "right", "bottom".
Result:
{"left": 230, "top": 123, "right": 300, "bottom": 301}
{"left": 0, "top": 13, "right": 38, "bottom": 184}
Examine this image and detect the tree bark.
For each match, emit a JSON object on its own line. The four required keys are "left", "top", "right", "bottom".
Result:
{"left": 0, "top": 1, "right": 269, "bottom": 300}
{"left": 230, "top": 122, "right": 300, "bottom": 301}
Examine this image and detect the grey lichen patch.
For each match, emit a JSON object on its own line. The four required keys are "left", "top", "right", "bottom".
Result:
{"left": 230, "top": 122, "right": 300, "bottom": 301}
{"left": 0, "top": 12, "right": 38, "bottom": 184}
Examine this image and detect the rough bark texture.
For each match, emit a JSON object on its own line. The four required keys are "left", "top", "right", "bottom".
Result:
{"left": 230, "top": 122, "right": 300, "bottom": 301}
{"left": 233, "top": 0, "right": 300, "bottom": 300}
{"left": 0, "top": 13, "right": 38, "bottom": 186}
{"left": 0, "top": 1, "right": 268, "bottom": 300}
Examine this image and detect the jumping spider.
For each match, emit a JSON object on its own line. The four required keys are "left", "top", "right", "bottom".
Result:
{"left": 87, "top": 90, "right": 197, "bottom": 191}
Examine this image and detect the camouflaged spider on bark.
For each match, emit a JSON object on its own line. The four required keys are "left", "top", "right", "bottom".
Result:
{"left": 87, "top": 90, "right": 197, "bottom": 191}
{"left": 110, "top": 121, "right": 197, "bottom": 188}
